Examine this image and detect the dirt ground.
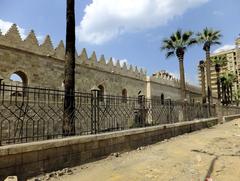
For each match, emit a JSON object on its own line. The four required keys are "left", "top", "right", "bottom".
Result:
{"left": 31, "top": 119, "right": 240, "bottom": 181}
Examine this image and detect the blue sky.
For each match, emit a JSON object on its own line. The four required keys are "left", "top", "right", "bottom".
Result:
{"left": 1, "top": 0, "right": 240, "bottom": 85}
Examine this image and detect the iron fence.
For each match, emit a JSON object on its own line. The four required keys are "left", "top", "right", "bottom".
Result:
{"left": 0, "top": 82, "right": 231, "bottom": 146}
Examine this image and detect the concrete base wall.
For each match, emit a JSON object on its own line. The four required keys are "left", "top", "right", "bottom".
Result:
{"left": 223, "top": 114, "right": 240, "bottom": 122}
{"left": 0, "top": 118, "right": 219, "bottom": 181}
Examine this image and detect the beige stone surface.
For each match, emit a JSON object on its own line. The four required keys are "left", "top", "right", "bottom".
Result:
{"left": 4, "top": 176, "right": 18, "bottom": 181}
{"left": 36, "top": 119, "right": 240, "bottom": 181}
{"left": 0, "top": 24, "right": 201, "bottom": 100}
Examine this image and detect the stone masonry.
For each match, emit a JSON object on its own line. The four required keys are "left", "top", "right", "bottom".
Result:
{"left": 0, "top": 24, "right": 201, "bottom": 100}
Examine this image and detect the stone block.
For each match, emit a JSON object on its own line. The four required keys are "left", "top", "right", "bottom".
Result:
{"left": 21, "top": 151, "right": 38, "bottom": 164}
{"left": 20, "top": 161, "right": 44, "bottom": 179}
{"left": 0, "top": 155, "right": 16, "bottom": 169}
{"left": 84, "top": 141, "right": 99, "bottom": 151}
{"left": 98, "top": 139, "right": 110, "bottom": 148}
{"left": 38, "top": 148, "right": 56, "bottom": 161}
{"left": 80, "top": 151, "right": 92, "bottom": 163}
{"left": 4, "top": 176, "right": 18, "bottom": 181}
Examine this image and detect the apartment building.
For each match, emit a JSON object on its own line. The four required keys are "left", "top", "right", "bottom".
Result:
{"left": 198, "top": 36, "right": 240, "bottom": 98}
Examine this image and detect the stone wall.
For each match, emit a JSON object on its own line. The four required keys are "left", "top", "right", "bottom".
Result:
{"left": 0, "top": 24, "right": 201, "bottom": 99}
{"left": 0, "top": 117, "right": 219, "bottom": 181}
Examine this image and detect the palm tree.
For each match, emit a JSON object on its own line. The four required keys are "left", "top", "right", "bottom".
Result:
{"left": 234, "top": 89, "right": 240, "bottom": 106}
{"left": 220, "top": 72, "right": 236, "bottom": 105}
{"left": 197, "top": 28, "right": 222, "bottom": 104}
{"left": 63, "top": 0, "right": 76, "bottom": 136}
{"left": 161, "top": 30, "right": 197, "bottom": 100}
{"left": 211, "top": 55, "right": 227, "bottom": 100}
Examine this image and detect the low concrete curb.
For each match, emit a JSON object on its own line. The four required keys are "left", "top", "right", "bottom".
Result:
{"left": 0, "top": 117, "right": 220, "bottom": 181}
{"left": 223, "top": 114, "right": 240, "bottom": 123}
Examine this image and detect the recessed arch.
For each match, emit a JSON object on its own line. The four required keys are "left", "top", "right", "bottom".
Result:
{"left": 10, "top": 71, "right": 28, "bottom": 87}
{"left": 0, "top": 74, "right": 3, "bottom": 84}
{"left": 122, "top": 88, "right": 127, "bottom": 103}
{"left": 9, "top": 71, "right": 28, "bottom": 96}
{"left": 161, "top": 93, "right": 164, "bottom": 105}
{"left": 98, "top": 85, "right": 104, "bottom": 101}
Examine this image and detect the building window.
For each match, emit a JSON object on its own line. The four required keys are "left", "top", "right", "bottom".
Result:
{"left": 122, "top": 89, "right": 127, "bottom": 103}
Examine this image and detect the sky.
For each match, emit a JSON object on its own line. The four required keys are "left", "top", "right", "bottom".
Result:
{"left": 1, "top": 0, "right": 240, "bottom": 85}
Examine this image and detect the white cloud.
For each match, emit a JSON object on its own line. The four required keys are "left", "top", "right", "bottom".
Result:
{"left": 119, "top": 59, "right": 128, "bottom": 66}
{"left": 112, "top": 57, "right": 128, "bottom": 66}
{"left": 36, "top": 35, "right": 45, "bottom": 44}
{"left": 167, "top": 71, "right": 199, "bottom": 86}
{"left": 0, "top": 19, "right": 43, "bottom": 42}
{"left": 213, "top": 10, "right": 224, "bottom": 16}
{"left": 213, "top": 44, "right": 235, "bottom": 54}
{"left": 76, "top": 0, "right": 209, "bottom": 44}
{"left": 168, "top": 71, "right": 179, "bottom": 79}
{"left": 0, "top": 19, "right": 26, "bottom": 39}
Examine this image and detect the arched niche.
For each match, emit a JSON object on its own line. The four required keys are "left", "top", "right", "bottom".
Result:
{"left": 122, "top": 88, "right": 127, "bottom": 103}
{"left": 98, "top": 85, "right": 104, "bottom": 101}
{"left": 161, "top": 93, "right": 164, "bottom": 105}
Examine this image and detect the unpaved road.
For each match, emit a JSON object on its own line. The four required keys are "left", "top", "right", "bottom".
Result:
{"left": 33, "top": 119, "right": 240, "bottom": 181}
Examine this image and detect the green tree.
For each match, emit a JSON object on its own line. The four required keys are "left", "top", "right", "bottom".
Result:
{"left": 197, "top": 28, "right": 222, "bottom": 104}
{"left": 220, "top": 72, "right": 236, "bottom": 105}
{"left": 161, "top": 30, "right": 197, "bottom": 100}
{"left": 234, "top": 89, "right": 240, "bottom": 106}
{"left": 63, "top": 0, "right": 76, "bottom": 136}
{"left": 211, "top": 55, "right": 227, "bottom": 100}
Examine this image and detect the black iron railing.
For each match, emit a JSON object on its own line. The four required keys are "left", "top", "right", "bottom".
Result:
{"left": 0, "top": 82, "right": 235, "bottom": 146}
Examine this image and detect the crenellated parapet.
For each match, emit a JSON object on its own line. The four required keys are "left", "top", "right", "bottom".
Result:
{"left": 0, "top": 24, "right": 147, "bottom": 79}
{"left": 148, "top": 75, "right": 180, "bottom": 88}
{"left": 0, "top": 24, "right": 201, "bottom": 99}
{"left": 152, "top": 70, "right": 178, "bottom": 81}
{"left": 76, "top": 50, "right": 147, "bottom": 79}
{"left": 149, "top": 72, "right": 201, "bottom": 94}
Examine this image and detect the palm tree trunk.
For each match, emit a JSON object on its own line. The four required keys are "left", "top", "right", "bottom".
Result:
{"left": 221, "top": 81, "right": 225, "bottom": 104}
{"left": 216, "top": 70, "right": 221, "bottom": 100}
{"left": 226, "top": 85, "right": 230, "bottom": 105}
{"left": 199, "top": 61, "right": 206, "bottom": 103}
{"left": 230, "top": 84, "right": 233, "bottom": 104}
{"left": 178, "top": 56, "right": 186, "bottom": 100}
{"left": 205, "top": 50, "right": 212, "bottom": 104}
{"left": 224, "top": 85, "right": 227, "bottom": 105}
{"left": 63, "top": 0, "right": 75, "bottom": 136}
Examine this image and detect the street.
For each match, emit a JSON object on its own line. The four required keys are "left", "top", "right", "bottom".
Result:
{"left": 31, "top": 119, "right": 240, "bottom": 181}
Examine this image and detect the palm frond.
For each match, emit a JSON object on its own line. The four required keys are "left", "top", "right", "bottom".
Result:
{"left": 165, "top": 51, "right": 175, "bottom": 59}
{"left": 188, "top": 38, "right": 197, "bottom": 46}
{"left": 197, "top": 27, "right": 222, "bottom": 50}
{"left": 161, "top": 38, "right": 175, "bottom": 51}
{"left": 161, "top": 29, "right": 196, "bottom": 60}
{"left": 211, "top": 55, "right": 227, "bottom": 66}
{"left": 182, "top": 31, "right": 193, "bottom": 42}
{"left": 176, "top": 29, "right": 182, "bottom": 41}
{"left": 211, "top": 41, "right": 221, "bottom": 46}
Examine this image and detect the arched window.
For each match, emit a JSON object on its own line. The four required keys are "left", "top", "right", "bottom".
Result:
{"left": 122, "top": 88, "right": 127, "bottom": 103}
{"left": 98, "top": 85, "right": 104, "bottom": 101}
{"left": 10, "top": 71, "right": 28, "bottom": 87}
{"left": 161, "top": 93, "right": 164, "bottom": 105}
{"left": 10, "top": 71, "right": 28, "bottom": 96}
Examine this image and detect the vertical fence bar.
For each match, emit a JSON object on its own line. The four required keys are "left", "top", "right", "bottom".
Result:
{"left": 91, "top": 86, "right": 100, "bottom": 134}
